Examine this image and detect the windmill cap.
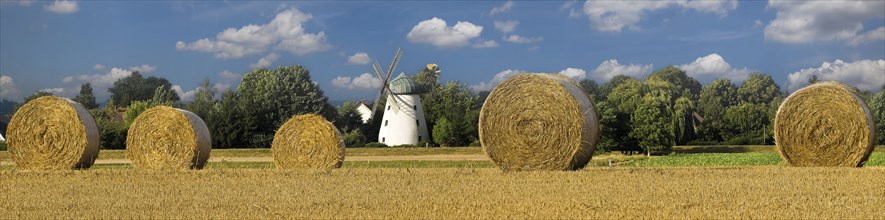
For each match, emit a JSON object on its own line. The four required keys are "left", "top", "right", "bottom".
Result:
{"left": 390, "top": 72, "right": 423, "bottom": 94}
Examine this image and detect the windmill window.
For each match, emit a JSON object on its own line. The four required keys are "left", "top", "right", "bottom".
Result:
{"left": 387, "top": 105, "right": 390, "bottom": 110}
{"left": 385, "top": 120, "right": 388, "bottom": 126}
{"left": 416, "top": 120, "right": 420, "bottom": 126}
{"left": 413, "top": 105, "right": 417, "bottom": 110}
{"left": 418, "top": 136, "right": 422, "bottom": 142}
{"left": 382, "top": 137, "right": 385, "bottom": 142}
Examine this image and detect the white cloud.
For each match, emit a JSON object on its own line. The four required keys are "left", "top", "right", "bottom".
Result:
{"left": 753, "top": 20, "right": 763, "bottom": 28}
{"left": 331, "top": 73, "right": 382, "bottom": 90}
{"left": 171, "top": 85, "right": 197, "bottom": 102}
{"left": 407, "top": 17, "right": 483, "bottom": 49}
{"left": 93, "top": 64, "right": 105, "bottom": 71}
{"left": 490, "top": 1, "right": 514, "bottom": 15}
{"left": 348, "top": 52, "right": 370, "bottom": 65}
{"left": 561, "top": 1, "right": 578, "bottom": 10}
{"left": 128, "top": 64, "right": 156, "bottom": 73}
{"left": 250, "top": 53, "right": 280, "bottom": 69}
{"left": 582, "top": 0, "right": 737, "bottom": 32}
{"left": 0, "top": 75, "right": 22, "bottom": 101}
{"left": 471, "top": 69, "right": 526, "bottom": 91}
{"left": 787, "top": 59, "right": 885, "bottom": 92}
{"left": 677, "top": 53, "right": 753, "bottom": 82}
{"left": 39, "top": 88, "right": 65, "bottom": 95}
{"left": 19, "top": 0, "right": 35, "bottom": 6}
{"left": 559, "top": 68, "right": 587, "bottom": 81}
{"left": 589, "top": 59, "right": 653, "bottom": 82}
{"left": 503, "top": 35, "right": 543, "bottom": 44}
{"left": 176, "top": 7, "right": 331, "bottom": 59}
{"left": 213, "top": 70, "right": 243, "bottom": 92}
{"left": 218, "top": 70, "right": 242, "bottom": 82}
{"left": 493, "top": 20, "right": 519, "bottom": 33}
{"left": 764, "top": 1, "right": 885, "bottom": 45}
{"left": 472, "top": 40, "right": 499, "bottom": 48}
{"left": 44, "top": 0, "right": 78, "bottom": 14}
{"left": 847, "top": 27, "right": 885, "bottom": 46}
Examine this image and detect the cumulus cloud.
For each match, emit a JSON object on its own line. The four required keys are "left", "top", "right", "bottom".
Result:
{"left": 250, "top": 53, "right": 280, "bottom": 69}
{"left": 0, "top": 75, "right": 22, "bottom": 101}
{"left": 847, "top": 27, "right": 885, "bottom": 46}
{"left": 470, "top": 69, "right": 526, "bottom": 91}
{"left": 128, "top": 64, "right": 156, "bottom": 73}
{"left": 582, "top": 0, "right": 737, "bottom": 32}
{"left": 559, "top": 68, "right": 587, "bottom": 81}
{"left": 764, "top": 1, "right": 885, "bottom": 45}
{"left": 93, "top": 64, "right": 106, "bottom": 71}
{"left": 589, "top": 59, "right": 653, "bottom": 82}
{"left": 677, "top": 53, "right": 753, "bottom": 83}
{"left": 331, "top": 73, "right": 382, "bottom": 90}
{"left": 176, "top": 7, "right": 330, "bottom": 59}
{"left": 44, "top": 0, "right": 78, "bottom": 14}
{"left": 170, "top": 85, "right": 198, "bottom": 102}
{"left": 213, "top": 70, "right": 243, "bottom": 92}
{"left": 19, "top": 0, "right": 35, "bottom": 6}
{"left": 472, "top": 39, "right": 499, "bottom": 48}
{"left": 494, "top": 20, "right": 519, "bottom": 33}
{"left": 503, "top": 34, "right": 543, "bottom": 44}
{"left": 406, "top": 17, "right": 483, "bottom": 49}
{"left": 787, "top": 59, "right": 885, "bottom": 92}
{"left": 348, "top": 52, "right": 370, "bottom": 65}
{"left": 490, "top": 1, "right": 514, "bottom": 15}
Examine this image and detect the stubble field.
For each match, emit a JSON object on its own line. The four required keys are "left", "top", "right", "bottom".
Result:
{"left": 1, "top": 146, "right": 884, "bottom": 219}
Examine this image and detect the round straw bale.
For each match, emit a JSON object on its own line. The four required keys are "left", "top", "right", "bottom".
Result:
{"left": 126, "top": 106, "right": 211, "bottom": 170}
{"left": 479, "top": 73, "right": 600, "bottom": 171}
{"left": 272, "top": 114, "right": 345, "bottom": 169}
{"left": 6, "top": 96, "right": 100, "bottom": 170}
{"left": 774, "top": 81, "right": 877, "bottom": 167}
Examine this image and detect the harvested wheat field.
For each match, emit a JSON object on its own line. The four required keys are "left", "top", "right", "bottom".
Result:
{"left": 1, "top": 167, "right": 883, "bottom": 219}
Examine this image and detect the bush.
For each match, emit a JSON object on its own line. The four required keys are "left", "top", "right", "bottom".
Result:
{"left": 364, "top": 142, "right": 387, "bottom": 148}
{"left": 90, "top": 109, "right": 128, "bottom": 149}
{"left": 723, "top": 135, "right": 765, "bottom": 145}
{"left": 684, "top": 140, "right": 720, "bottom": 146}
{"left": 0, "top": 141, "right": 6, "bottom": 151}
{"left": 432, "top": 117, "right": 456, "bottom": 146}
{"left": 343, "top": 130, "right": 367, "bottom": 147}
{"left": 468, "top": 139, "right": 481, "bottom": 147}
{"left": 417, "top": 141, "right": 433, "bottom": 147}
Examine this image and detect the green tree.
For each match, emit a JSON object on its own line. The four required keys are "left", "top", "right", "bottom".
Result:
{"left": 808, "top": 75, "right": 819, "bottom": 84}
{"left": 630, "top": 95, "right": 673, "bottom": 156}
{"left": 237, "top": 65, "right": 337, "bottom": 147}
{"left": 595, "top": 101, "right": 635, "bottom": 153}
{"left": 108, "top": 71, "right": 179, "bottom": 106}
{"left": 89, "top": 104, "right": 128, "bottom": 149}
{"left": 185, "top": 79, "right": 216, "bottom": 120}
{"left": 422, "top": 81, "right": 480, "bottom": 146}
{"left": 646, "top": 66, "right": 702, "bottom": 99}
{"left": 723, "top": 103, "right": 769, "bottom": 144}
{"left": 870, "top": 86, "right": 885, "bottom": 145}
{"left": 124, "top": 86, "right": 174, "bottom": 126}
{"left": 415, "top": 64, "right": 441, "bottom": 91}
{"left": 335, "top": 101, "right": 365, "bottom": 133}
{"left": 598, "top": 75, "right": 634, "bottom": 101}
{"left": 697, "top": 78, "right": 739, "bottom": 142}
{"left": 672, "top": 97, "right": 696, "bottom": 145}
{"left": 606, "top": 77, "right": 647, "bottom": 113}
{"left": 72, "top": 83, "right": 99, "bottom": 109}
{"left": 738, "top": 73, "right": 781, "bottom": 105}
{"left": 206, "top": 90, "right": 253, "bottom": 148}
{"left": 432, "top": 117, "right": 457, "bottom": 146}
{"left": 578, "top": 79, "right": 601, "bottom": 102}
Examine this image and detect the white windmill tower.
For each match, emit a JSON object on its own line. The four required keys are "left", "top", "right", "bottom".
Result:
{"left": 369, "top": 48, "right": 430, "bottom": 146}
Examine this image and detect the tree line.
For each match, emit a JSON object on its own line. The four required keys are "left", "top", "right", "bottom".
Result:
{"left": 7, "top": 65, "right": 885, "bottom": 151}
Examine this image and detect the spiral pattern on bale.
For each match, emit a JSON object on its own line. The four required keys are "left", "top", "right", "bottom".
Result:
{"left": 774, "top": 81, "right": 877, "bottom": 167}
{"left": 272, "top": 114, "right": 345, "bottom": 169}
{"left": 7, "top": 96, "right": 100, "bottom": 170}
{"left": 126, "top": 106, "right": 211, "bottom": 170}
{"left": 479, "top": 73, "right": 600, "bottom": 171}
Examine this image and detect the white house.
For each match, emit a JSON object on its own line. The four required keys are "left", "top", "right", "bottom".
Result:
{"left": 377, "top": 73, "right": 429, "bottom": 146}
{"left": 355, "top": 101, "right": 373, "bottom": 124}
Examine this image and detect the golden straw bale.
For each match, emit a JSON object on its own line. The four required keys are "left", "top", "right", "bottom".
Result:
{"left": 7, "top": 96, "right": 100, "bottom": 170}
{"left": 126, "top": 106, "right": 211, "bottom": 170}
{"left": 272, "top": 114, "right": 344, "bottom": 169}
{"left": 774, "top": 81, "right": 876, "bottom": 167}
{"left": 479, "top": 73, "right": 599, "bottom": 171}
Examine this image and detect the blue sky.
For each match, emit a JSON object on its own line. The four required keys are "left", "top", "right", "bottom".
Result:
{"left": 1, "top": 0, "right": 883, "bottom": 103}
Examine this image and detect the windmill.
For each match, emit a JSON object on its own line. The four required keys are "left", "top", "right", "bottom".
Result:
{"left": 370, "top": 48, "right": 431, "bottom": 146}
